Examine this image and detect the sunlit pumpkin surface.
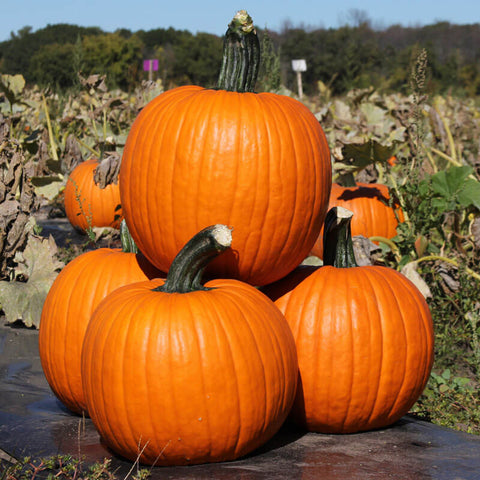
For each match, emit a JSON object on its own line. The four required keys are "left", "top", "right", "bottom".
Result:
{"left": 120, "top": 86, "right": 332, "bottom": 286}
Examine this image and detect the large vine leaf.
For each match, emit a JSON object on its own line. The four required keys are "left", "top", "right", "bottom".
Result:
{"left": 431, "top": 166, "right": 480, "bottom": 211}
{"left": 0, "top": 235, "right": 64, "bottom": 328}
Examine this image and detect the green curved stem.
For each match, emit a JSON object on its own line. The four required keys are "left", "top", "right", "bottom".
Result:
{"left": 156, "top": 224, "right": 233, "bottom": 293}
{"left": 323, "top": 206, "right": 358, "bottom": 268}
{"left": 217, "top": 10, "right": 260, "bottom": 93}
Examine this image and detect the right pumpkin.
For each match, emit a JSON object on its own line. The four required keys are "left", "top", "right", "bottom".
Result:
{"left": 272, "top": 206, "right": 434, "bottom": 434}
{"left": 311, "top": 182, "right": 404, "bottom": 258}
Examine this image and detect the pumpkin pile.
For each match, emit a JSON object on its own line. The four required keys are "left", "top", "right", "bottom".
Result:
{"left": 39, "top": 10, "right": 434, "bottom": 467}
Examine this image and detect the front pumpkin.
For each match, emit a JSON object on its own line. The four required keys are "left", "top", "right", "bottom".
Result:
{"left": 120, "top": 12, "right": 331, "bottom": 286}
{"left": 273, "top": 207, "right": 434, "bottom": 434}
{"left": 81, "top": 224, "right": 298, "bottom": 465}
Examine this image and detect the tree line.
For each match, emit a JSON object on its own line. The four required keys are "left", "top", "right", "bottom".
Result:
{"left": 1, "top": 20, "right": 479, "bottom": 96}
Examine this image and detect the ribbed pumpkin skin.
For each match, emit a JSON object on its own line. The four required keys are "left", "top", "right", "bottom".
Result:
{"left": 120, "top": 86, "right": 331, "bottom": 286}
{"left": 39, "top": 249, "right": 161, "bottom": 415}
{"left": 311, "top": 183, "right": 403, "bottom": 258}
{"left": 81, "top": 278, "right": 298, "bottom": 465}
{"left": 64, "top": 159, "right": 122, "bottom": 232}
{"left": 274, "top": 265, "right": 434, "bottom": 434}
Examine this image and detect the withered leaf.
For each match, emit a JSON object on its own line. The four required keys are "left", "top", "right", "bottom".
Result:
{"left": 0, "top": 235, "right": 64, "bottom": 328}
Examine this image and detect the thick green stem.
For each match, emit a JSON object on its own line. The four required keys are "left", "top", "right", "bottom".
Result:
{"left": 156, "top": 224, "right": 233, "bottom": 293}
{"left": 120, "top": 219, "right": 138, "bottom": 253}
{"left": 323, "top": 207, "right": 358, "bottom": 268}
{"left": 217, "top": 10, "right": 260, "bottom": 93}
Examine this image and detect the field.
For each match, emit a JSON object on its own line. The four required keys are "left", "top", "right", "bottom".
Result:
{"left": 1, "top": 62, "right": 480, "bottom": 442}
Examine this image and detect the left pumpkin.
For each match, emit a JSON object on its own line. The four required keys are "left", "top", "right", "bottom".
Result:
{"left": 39, "top": 224, "right": 162, "bottom": 415}
{"left": 120, "top": 12, "right": 331, "bottom": 286}
{"left": 64, "top": 158, "right": 122, "bottom": 232}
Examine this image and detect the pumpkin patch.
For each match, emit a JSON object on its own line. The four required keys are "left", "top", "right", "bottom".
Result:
{"left": 29, "top": 9, "right": 444, "bottom": 469}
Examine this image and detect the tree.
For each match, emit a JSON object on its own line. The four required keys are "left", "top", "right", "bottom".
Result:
{"left": 29, "top": 43, "right": 76, "bottom": 89}
{"left": 81, "top": 33, "right": 144, "bottom": 89}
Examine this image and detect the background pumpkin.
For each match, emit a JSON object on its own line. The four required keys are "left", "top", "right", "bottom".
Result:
{"left": 81, "top": 224, "right": 298, "bottom": 465}
{"left": 39, "top": 222, "right": 161, "bottom": 415}
{"left": 272, "top": 207, "right": 434, "bottom": 434}
{"left": 64, "top": 158, "right": 123, "bottom": 232}
{"left": 311, "top": 182, "right": 404, "bottom": 258}
{"left": 119, "top": 11, "right": 331, "bottom": 286}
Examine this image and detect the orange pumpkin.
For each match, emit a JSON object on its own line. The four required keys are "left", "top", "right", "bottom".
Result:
{"left": 119, "top": 12, "right": 331, "bottom": 286}
{"left": 64, "top": 158, "right": 122, "bottom": 232}
{"left": 39, "top": 222, "right": 162, "bottom": 415}
{"left": 311, "top": 182, "right": 404, "bottom": 258}
{"left": 81, "top": 224, "right": 298, "bottom": 465}
{"left": 271, "top": 207, "right": 434, "bottom": 434}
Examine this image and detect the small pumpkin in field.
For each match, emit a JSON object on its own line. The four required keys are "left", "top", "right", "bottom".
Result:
{"left": 311, "top": 182, "right": 404, "bottom": 258}
{"left": 268, "top": 207, "right": 434, "bottom": 434}
{"left": 119, "top": 11, "right": 331, "bottom": 286}
{"left": 81, "top": 224, "right": 298, "bottom": 466}
{"left": 39, "top": 221, "right": 162, "bottom": 415}
{"left": 64, "top": 158, "right": 122, "bottom": 232}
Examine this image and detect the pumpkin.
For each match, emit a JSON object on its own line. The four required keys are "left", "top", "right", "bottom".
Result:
{"left": 81, "top": 224, "right": 298, "bottom": 466}
{"left": 39, "top": 221, "right": 162, "bottom": 415}
{"left": 64, "top": 158, "right": 122, "bottom": 232}
{"left": 119, "top": 11, "right": 331, "bottom": 286}
{"left": 271, "top": 207, "right": 434, "bottom": 434}
{"left": 311, "top": 182, "right": 404, "bottom": 258}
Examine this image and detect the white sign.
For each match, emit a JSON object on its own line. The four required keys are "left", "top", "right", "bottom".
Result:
{"left": 292, "top": 59, "right": 307, "bottom": 72}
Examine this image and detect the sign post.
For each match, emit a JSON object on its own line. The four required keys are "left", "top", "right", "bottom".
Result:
{"left": 143, "top": 59, "right": 159, "bottom": 81}
{"left": 291, "top": 59, "right": 307, "bottom": 99}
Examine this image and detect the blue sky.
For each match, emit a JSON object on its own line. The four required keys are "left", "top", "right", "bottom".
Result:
{"left": 2, "top": 0, "right": 479, "bottom": 41}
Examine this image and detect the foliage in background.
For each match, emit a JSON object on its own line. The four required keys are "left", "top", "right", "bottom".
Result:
{"left": 1, "top": 20, "right": 480, "bottom": 95}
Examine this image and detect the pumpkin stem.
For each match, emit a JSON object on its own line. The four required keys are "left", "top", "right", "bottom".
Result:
{"left": 340, "top": 173, "right": 357, "bottom": 188}
{"left": 216, "top": 10, "right": 260, "bottom": 93}
{"left": 156, "top": 224, "right": 233, "bottom": 293}
{"left": 120, "top": 219, "right": 138, "bottom": 253}
{"left": 322, "top": 207, "right": 358, "bottom": 268}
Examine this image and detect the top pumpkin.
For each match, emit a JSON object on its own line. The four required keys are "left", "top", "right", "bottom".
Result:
{"left": 119, "top": 11, "right": 332, "bottom": 286}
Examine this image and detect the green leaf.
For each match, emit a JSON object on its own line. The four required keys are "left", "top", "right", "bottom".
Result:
{"left": 431, "top": 166, "right": 473, "bottom": 197}
{"left": 0, "top": 236, "right": 64, "bottom": 328}
{"left": 430, "top": 166, "right": 480, "bottom": 210}
{"left": 341, "top": 139, "right": 397, "bottom": 169}
{"left": 439, "top": 384, "right": 449, "bottom": 394}
{"left": 442, "top": 369, "right": 451, "bottom": 380}
{"left": 430, "top": 170, "right": 450, "bottom": 197}
{"left": 457, "top": 178, "right": 480, "bottom": 210}
{"left": 0, "top": 74, "right": 26, "bottom": 106}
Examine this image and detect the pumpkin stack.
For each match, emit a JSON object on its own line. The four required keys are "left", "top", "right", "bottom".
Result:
{"left": 38, "top": 9, "right": 435, "bottom": 469}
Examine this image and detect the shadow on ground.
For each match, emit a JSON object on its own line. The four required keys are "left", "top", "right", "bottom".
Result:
{"left": 1, "top": 324, "right": 480, "bottom": 480}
